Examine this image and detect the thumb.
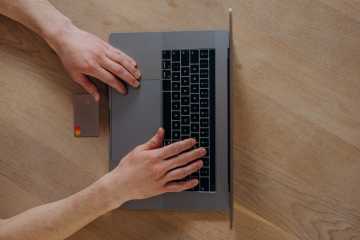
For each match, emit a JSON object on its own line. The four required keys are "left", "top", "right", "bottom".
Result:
{"left": 142, "top": 128, "right": 164, "bottom": 150}
{"left": 72, "top": 73, "right": 100, "bottom": 102}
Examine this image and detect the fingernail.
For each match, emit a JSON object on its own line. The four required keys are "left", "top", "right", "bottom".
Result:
{"left": 94, "top": 94, "right": 100, "bottom": 102}
{"left": 134, "top": 81, "right": 140, "bottom": 88}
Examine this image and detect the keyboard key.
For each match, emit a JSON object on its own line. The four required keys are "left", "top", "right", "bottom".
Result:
{"left": 181, "top": 50, "right": 189, "bottom": 65}
{"left": 191, "top": 114, "right": 199, "bottom": 122}
{"left": 163, "top": 70, "right": 171, "bottom": 79}
{"left": 163, "top": 139, "right": 172, "bottom": 146}
{"left": 191, "top": 94, "right": 199, "bottom": 103}
{"left": 172, "top": 101, "right": 180, "bottom": 110}
{"left": 172, "top": 121, "right": 180, "bottom": 129}
{"left": 200, "top": 82, "right": 209, "bottom": 88}
{"left": 191, "top": 84, "right": 199, "bottom": 93}
{"left": 200, "top": 109, "right": 208, "bottom": 118}
{"left": 172, "top": 72, "right": 180, "bottom": 81}
{"left": 181, "top": 67, "right": 190, "bottom": 76}
{"left": 190, "top": 50, "right": 199, "bottom": 63}
{"left": 181, "top": 76, "right": 190, "bottom": 85}
{"left": 191, "top": 74, "right": 199, "bottom": 83}
{"left": 200, "top": 138, "right": 209, "bottom": 147}
{"left": 203, "top": 157, "right": 209, "bottom": 166}
{"left": 191, "top": 123, "right": 199, "bottom": 132}
{"left": 200, "top": 128, "right": 209, "bottom": 137}
{"left": 172, "top": 92, "right": 180, "bottom": 100}
{"left": 181, "top": 106, "right": 190, "bottom": 115}
{"left": 172, "top": 131, "right": 180, "bottom": 139}
{"left": 181, "top": 97, "right": 190, "bottom": 105}
{"left": 191, "top": 104, "right": 199, "bottom": 112}
{"left": 162, "top": 60, "right": 171, "bottom": 69}
{"left": 200, "top": 49, "right": 209, "bottom": 58}
{"left": 200, "top": 99, "right": 208, "bottom": 108}
{"left": 181, "top": 87, "right": 190, "bottom": 95}
{"left": 172, "top": 62, "right": 180, "bottom": 71}
{"left": 181, "top": 126, "right": 190, "bottom": 135}
{"left": 172, "top": 82, "right": 180, "bottom": 91}
{"left": 200, "top": 167, "right": 209, "bottom": 176}
{"left": 172, "top": 50, "right": 180, "bottom": 61}
{"left": 200, "top": 69, "right": 208, "bottom": 78}
{"left": 200, "top": 118, "right": 209, "bottom": 127}
{"left": 181, "top": 116, "right": 190, "bottom": 125}
{"left": 199, "top": 177, "right": 209, "bottom": 191}
{"left": 200, "top": 59, "right": 208, "bottom": 68}
{"left": 200, "top": 89, "right": 208, "bottom": 98}
{"left": 200, "top": 78, "right": 208, "bottom": 84}
{"left": 191, "top": 65, "right": 199, "bottom": 73}
{"left": 172, "top": 111, "right": 180, "bottom": 120}
{"left": 162, "top": 50, "right": 171, "bottom": 59}
{"left": 163, "top": 80, "right": 171, "bottom": 91}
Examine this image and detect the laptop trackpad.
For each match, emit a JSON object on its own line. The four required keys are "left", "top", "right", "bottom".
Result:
{"left": 110, "top": 79, "right": 161, "bottom": 166}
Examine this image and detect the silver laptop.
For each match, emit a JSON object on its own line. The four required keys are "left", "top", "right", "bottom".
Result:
{"left": 109, "top": 31, "right": 230, "bottom": 211}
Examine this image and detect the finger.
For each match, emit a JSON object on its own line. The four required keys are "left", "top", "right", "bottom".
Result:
{"left": 162, "top": 147, "right": 206, "bottom": 172}
{"left": 106, "top": 49, "right": 141, "bottom": 79}
{"left": 163, "top": 179, "right": 199, "bottom": 193}
{"left": 110, "top": 45, "right": 137, "bottom": 67}
{"left": 164, "top": 160, "right": 203, "bottom": 182}
{"left": 156, "top": 138, "right": 196, "bottom": 160}
{"left": 102, "top": 57, "right": 139, "bottom": 88}
{"left": 71, "top": 73, "right": 100, "bottom": 102}
{"left": 90, "top": 66, "right": 127, "bottom": 95}
{"left": 139, "top": 128, "right": 164, "bottom": 150}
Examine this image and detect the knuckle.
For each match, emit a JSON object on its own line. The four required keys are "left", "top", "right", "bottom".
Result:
{"left": 180, "top": 168, "right": 187, "bottom": 177}
{"left": 151, "top": 151, "right": 162, "bottom": 160}
{"left": 108, "top": 78, "right": 120, "bottom": 87}
{"left": 115, "top": 67, "right": 125, "bottom": 76}
{"left": 151, "top": 166, "right": 162, "bottom": 179}
{"left": 156, "top": 150, "right": 165, "bottom": 159}
{"left": 78, "top": 59, "right": 94, "bottom": 72}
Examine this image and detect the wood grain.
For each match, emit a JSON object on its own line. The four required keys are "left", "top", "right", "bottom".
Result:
{"left": 1, "top": 0, "right": 360, "bottom": 239}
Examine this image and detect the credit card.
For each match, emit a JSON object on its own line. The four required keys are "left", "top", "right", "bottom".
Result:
{"left": 73, "top": 94, "right": 99, "bottom": 137}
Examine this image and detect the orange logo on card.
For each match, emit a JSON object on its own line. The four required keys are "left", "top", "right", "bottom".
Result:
{"left": 74, "top": 125, "right": 81, "bottom": 137}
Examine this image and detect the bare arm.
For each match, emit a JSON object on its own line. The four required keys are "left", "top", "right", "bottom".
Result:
{"left": 0, "top": 177, "right": 121, "bottom": 240}
{"left": 0, "top": 0, "right": 141, "bottom": 101}
{"left": 0, "top": 129, "right": 205, "bottom": 240}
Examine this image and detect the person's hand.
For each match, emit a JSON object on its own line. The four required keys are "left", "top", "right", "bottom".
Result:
{"left": 102, "top": 128, "right": 205, "bottom": 208}
{"left": 49, "top": 24, "right": 141, "bottom": 101}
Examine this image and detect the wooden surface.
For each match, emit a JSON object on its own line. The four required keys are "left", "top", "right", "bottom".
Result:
{"left": 1, "top": 0, "right": 360, "bottom": 239}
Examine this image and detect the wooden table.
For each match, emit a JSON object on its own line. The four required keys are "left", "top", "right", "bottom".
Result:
{"left": 1, "top": 0, "right": 360, "bottom": 239}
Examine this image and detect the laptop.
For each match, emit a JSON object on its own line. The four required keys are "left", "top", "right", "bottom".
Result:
{"left": 108, "top": 30, "right": 230, "bottom": 211}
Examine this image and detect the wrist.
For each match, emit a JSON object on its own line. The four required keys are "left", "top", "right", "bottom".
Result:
{"left": 40, "top": 15, "right": 76, "bottom": 53}
{"left": 92, "top": 172, "right": 131, "bottom": 212}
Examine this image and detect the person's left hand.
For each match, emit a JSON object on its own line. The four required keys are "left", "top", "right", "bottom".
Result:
{"left": 49, "top": 23, "right": 141, "bottom": 101}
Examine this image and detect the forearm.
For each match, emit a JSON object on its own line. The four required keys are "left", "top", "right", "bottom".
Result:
{"left": 0, "top": 174, "right": 125, "bottom": 240}
{"left": 0, "top": 0, "right": 73, "bottom": 50}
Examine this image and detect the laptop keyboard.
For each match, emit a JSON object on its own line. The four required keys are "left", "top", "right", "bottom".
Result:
{"left": 162, "top": 49, "right": 215, "bottom": 192}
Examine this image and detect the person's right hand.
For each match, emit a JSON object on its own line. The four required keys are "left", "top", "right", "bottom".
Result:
{"left": 102, "top": 128, "right": 205, "bottom": 209}
{"left": 48, "top": 23, "right": 141, "bottom": 101}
